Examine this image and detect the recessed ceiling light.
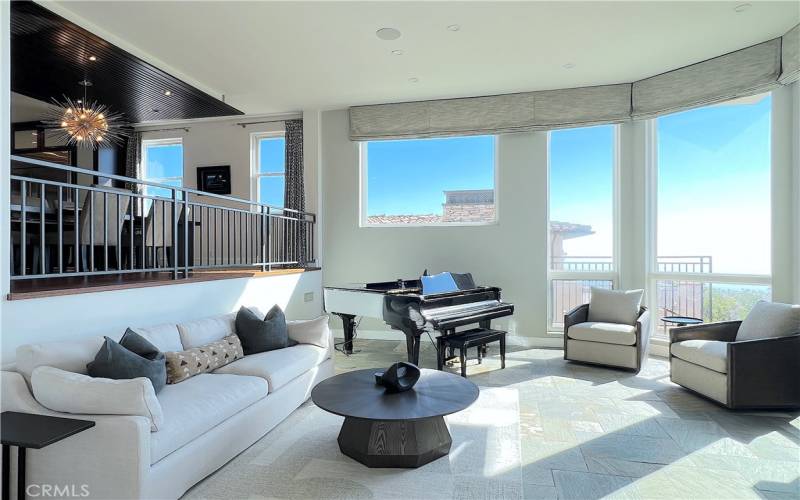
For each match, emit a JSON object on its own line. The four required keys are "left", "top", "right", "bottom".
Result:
{"left": 447, "top": 24, "right": 460, "bottom": 32}
{"left": 376, "top": 27, "right": 401, "bottom": 40}
{"left": 88, "top": 55, "right": 97, "bottom": 61}
{"left": 164, "top": 90, "right": 172, "bottom": 96}
{"left": 391, "top": 49, "right": 404, "bottom": 56}
{"left": 408, "top": 77, "right": 419, "bottom": 83}
{"left": 734, "top": 3, "right": 751, "bottom": 12}
{"left": 563, "top": 63, "right": 575, "bottom": 69}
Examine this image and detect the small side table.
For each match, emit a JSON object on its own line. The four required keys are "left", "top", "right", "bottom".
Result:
{"left": 662, "top": 316, "right": 703, "bottom": 328}
{"left": 1, "top": 412, "right": 94, "bottom": 500}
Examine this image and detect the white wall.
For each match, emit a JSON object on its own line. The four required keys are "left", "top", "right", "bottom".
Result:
{"left": 771, "top": 84, "right": 797, "bottom": 303}
{"left": 1, "top": 1, "right": 10, "bottom": 349}
{"left": 320, "top": 109, "right": 552, "bottom": 340}
{"left": 0, "top": 270, "right": 322, "bottom": 365}
{"left": 793, "top": 82, "right": 800, "bottom": 304}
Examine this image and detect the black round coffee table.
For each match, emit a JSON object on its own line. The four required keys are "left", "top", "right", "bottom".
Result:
{"left": 311, "top": 368, "right": 479, "bottom": 468}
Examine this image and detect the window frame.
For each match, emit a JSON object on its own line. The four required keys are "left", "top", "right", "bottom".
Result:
{"left": 546, "top": 125, "right": 621, "bottom": 332}
{"left": 644, "top": 99, "right": 772, "bottom": 341}
{"left": 250, "top": 131, "right": 286, "bottom": 207}
{"left": 358, "top": 135, "right": 500, "bottom": 228}
{"left": 140, "top": 137, "right": 183, "bottom": 199}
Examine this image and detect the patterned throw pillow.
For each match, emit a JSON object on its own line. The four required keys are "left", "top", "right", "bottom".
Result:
{"left": 165, "top": 335, "right": 244, "bottom": 384}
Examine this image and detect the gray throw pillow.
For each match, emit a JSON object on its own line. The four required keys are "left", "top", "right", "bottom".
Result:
{"left": 736, "top": 300, "right": 800, "bottom": 341}
{"left": 587, "top": 288, "right": 644, "bottom": 326}
{"left": 87, "top": 329, "right": 167, "bottom": 393}
{"left": 235, "top": 305, "right": 293, "bottom": 355}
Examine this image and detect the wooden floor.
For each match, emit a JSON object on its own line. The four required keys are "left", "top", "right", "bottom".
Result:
{"left": 8, "top": 266, "right": 320, "bottom": 300}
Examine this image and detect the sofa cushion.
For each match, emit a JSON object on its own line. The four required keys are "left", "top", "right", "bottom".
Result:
{"left": 150, "top": 373, "right": 268, "bottom": 463}
{"left": 214, "top": 344, "right": 329, "bottom": 393}
{"left": 736, "top": 300, "right": 800, "bottom": 341}
{"left": 87, "top": 330, "right": 167, "bottom": 393}
{"left": 31, "top": 366, "right": 164, "bottom": 431}
{"left": 287, "top": 316, "right": 331, "bottom": 349}
{"left": 177, "top": 314, "right": 236, "bottom": 349}
{"left": 164, "top": 335, "right": 244, "bottom": 384}
{"left": 567, "top": 322, "right": 637, "bottom": 346}
{"left": 670, "top": 340, "right": 728, "bottom": 374}
{"left": 17, "top": 336, "right": 107, "bottom": 384}
{"left": 587, "top": 288, "right": 643, "bottom": 326}
{"left": 235, "top": 306, "right": 292, "bottom": 355}
{"left": 131, "top": 323, "right": 184, "bottom": 352}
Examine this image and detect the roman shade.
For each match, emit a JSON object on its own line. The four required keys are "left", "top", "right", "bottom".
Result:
{"left": 631, "top": 38, "right": 782, "bottom": 119}
{"left": 349, "top": 84, "right": 632, "bottom": 141}
{"left": 780, "top": 24, "right": 800, "bottom": 84}
{"left": 349, "top": 24, "right": 798, "bottom": 141}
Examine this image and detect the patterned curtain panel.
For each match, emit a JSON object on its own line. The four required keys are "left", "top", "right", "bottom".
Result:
{"left": 124, "top": 131, "right": 142, "bottom": 193}
{"left": 283, "top": 119, "right": 307, "bottom": 265}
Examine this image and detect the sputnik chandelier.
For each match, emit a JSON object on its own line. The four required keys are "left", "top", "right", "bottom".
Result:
{"left": 45, "top": 80, "right": 127, "bottom": 149}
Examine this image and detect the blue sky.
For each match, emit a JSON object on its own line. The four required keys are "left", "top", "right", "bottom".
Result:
{"left": 657, "top": 94, "right": 771, "bottom": 275}
{"left": 258, "top": 137, "right": 286, "bottom": 206}
{"left": 366, "top": 135, "right": 495, "bottom": 215}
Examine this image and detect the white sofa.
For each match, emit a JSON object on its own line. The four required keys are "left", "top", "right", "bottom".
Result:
{"left": 0, "top": 310, "right": 335, "bottom": 499}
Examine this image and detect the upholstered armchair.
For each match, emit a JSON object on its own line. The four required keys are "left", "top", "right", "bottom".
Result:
{"left": 563, "top": 288, "right": 651, "bottom": 373}
{"left": 669, "top": 301, "right": 800, "bottom": 409}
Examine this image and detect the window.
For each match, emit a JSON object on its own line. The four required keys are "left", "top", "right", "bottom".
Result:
{"left": 649, "top": 93, "right": 772, "bottom": 338}
{"left": 548, "top": 125, "right": 618, "bottom": 330}
{"left": 361, "top": 136, "right": 496, "bottom": 226}
{"left": 252, "top": 134, "right": 285, "bottom": 207}
{"left": 141, "top": 138, "right": 183, "bottom": 199}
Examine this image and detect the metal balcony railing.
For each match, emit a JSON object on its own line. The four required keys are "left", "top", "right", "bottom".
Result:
{"left": 551, "top": 256, "right": 613, "bottom": 272}
{"left": 9, "top": 155, "right": 316, "bottom": 281}
{"left": 549, "top": 255, "right": 712, "bottom": 330}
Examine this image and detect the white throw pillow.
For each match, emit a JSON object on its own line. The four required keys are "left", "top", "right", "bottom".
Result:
{"left": 736, "top": 301, "right": 800, "bottom": 341}
{"left": 31, "top": 366, "right": 164, "bottom": 431}
{"left": 587, "top": 288, "right": 644, "bottom": 326}
{"left": 287, "top": 315, "right": 331, "bottom": 349}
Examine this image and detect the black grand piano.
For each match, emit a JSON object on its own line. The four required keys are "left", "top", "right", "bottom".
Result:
{"left": 323, "top": 272, "right": 514, "bottom": 365}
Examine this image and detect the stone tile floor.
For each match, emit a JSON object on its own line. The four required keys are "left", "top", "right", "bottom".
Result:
{"left": 335, "top": 339, "right": 800, "bottom": 499}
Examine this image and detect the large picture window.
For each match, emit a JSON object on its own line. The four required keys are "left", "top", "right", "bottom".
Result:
{"left": 649, "top": 93, "right": 772, "bottom": 338}
{"left": 141, "top": 138, "right": 183, "bottom": 199}
{"left": 361, "top": 136, "right": 496, "bottom": 226}
{"left": 548, "top": 125, "right": 618, "bottom": 330}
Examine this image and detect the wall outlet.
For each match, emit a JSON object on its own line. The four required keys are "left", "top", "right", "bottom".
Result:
{"left": 304, "top": 292, "right": 314, "bottom": 303}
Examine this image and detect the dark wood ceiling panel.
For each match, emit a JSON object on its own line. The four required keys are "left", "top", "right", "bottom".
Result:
{"left": 10, "top": 1, "right": 243, "bottom": 123}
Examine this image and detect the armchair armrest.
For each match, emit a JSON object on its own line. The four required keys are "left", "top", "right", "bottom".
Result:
{"left": 564, "top": 304, "right": 589, "bottom": 333}
{"left": 636, "top": 307, "right": 652, "bottom": 348}
{"left": 728, "top": 333, "right": 800, "bottom": 409}
{"left": 669, "top": 321, "right": 740, "bottom": 344}
{"left": 563, "top": 304, "right": 589, "bottom": 359}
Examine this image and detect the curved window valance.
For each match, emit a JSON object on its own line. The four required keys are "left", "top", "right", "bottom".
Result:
{"left": 350, "top": 24, "right": 799, "bottom": 141}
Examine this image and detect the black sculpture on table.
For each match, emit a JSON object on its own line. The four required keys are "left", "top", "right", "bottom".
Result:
{"left": 374, "top": 362, "right": 421, "bottom": 393}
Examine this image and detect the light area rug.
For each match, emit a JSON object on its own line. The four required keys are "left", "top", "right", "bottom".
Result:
{"left": 183, "top": 387, "right": 521, "bottom": 500}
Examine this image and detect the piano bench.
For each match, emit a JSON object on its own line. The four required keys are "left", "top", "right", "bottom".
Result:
{"left": 437, "top": 328, "right": 506, "bottom": 377}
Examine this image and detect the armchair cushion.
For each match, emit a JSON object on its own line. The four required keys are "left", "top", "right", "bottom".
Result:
{"left": 287, "top": 316, "right": 331, "bottom": 349}
{"left": 566, "top": 322, "right": 636, "bottom": 346}
{"left": 587, "top": 288, "right": 643, "bottom": 326}
{"left": 670, "top": 340, "right": 728, "bottom": 374}
{"left": 736, "top": 301, "right": 800, "bottom": 341}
